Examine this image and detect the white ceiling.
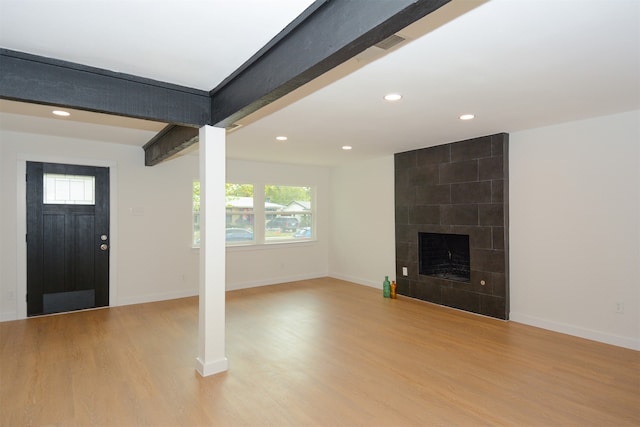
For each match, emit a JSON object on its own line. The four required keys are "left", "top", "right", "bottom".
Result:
{"left": 1, "top": 0, "right": 639, "bottom": 167}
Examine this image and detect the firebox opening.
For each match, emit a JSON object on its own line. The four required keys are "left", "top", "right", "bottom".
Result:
{"left": 419, "top": 232, "right": 470, "bottom": 282}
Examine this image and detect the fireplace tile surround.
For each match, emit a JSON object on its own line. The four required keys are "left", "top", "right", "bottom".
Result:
{"left": 394, "top": 133, "right": 509, "bottom": 319}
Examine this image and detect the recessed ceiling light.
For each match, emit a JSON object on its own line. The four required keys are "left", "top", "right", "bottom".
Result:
{"left": 52, "top": 110, "right": 71, "bottom": 117}
{"left": 342, "top": 145, "right": 353, "bottom": 150}
{"left": 383, "top": 93, "right": 402, "bottom": 102}
{"left": 275, "top": 136, "right": 288, "bottom": 141}
{"left": 459, "top": 114, "right": 475, "bottom": 120}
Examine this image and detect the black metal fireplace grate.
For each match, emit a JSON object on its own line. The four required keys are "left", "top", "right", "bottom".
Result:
{"left": 419, "top": 232, "right": 470, "bottom": 282}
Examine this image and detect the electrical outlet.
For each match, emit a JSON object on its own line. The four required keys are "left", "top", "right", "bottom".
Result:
{"left": 402, "top": 267, "right": 408, "bottom": 276}
{"left": 615, "top": 302, "right": 624, "bottom": 314}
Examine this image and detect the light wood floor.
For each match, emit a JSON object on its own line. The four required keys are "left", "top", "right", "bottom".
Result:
{"left": 1, "top": 277, "right": 638, "bottom": 427}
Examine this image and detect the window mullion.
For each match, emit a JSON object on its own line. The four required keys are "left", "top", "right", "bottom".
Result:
{"left": 253, "top": 183, "right": 266, "bottom": 244}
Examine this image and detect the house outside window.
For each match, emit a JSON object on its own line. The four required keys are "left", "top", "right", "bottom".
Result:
{"left": 225, "top": 184, "right": 255, "bottom": 244}
{"left": 193, "top": 182, "right": 314, "bottom": 247}
{"left": 265, "top": 186, "right": 312, "bottom": 241}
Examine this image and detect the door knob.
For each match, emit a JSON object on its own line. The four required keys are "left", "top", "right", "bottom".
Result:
{"left": 100, "top": 244, "right": 108, "bottom": 251}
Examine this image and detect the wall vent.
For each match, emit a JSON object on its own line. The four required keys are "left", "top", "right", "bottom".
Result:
{"left": 375, "top": 34, "right": 406, "bottom": 50}
{"left": 226, "top": 123, "right": 243, "bottom": 133}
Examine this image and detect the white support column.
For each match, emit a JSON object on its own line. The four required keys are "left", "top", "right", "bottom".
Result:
{"left": 196, "top": 125, "right": 228, "bottom": 377}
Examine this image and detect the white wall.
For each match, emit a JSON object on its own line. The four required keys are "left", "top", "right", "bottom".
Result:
{"left": 4, "top": 112, "right": 637, "bottom": 351}
{"left": 0, "top": 130, "right": 200, "bottom": 320}
{"left": 327, "top": 112, "right": 639, "bottom": 350}
{"left": 225, "top": 159, "right": 330, "bottom": 290}
{"left": 510, "top": 110, "right": 639, "bottom": 350}
{"left": 328, "top": 156, "right": 396, "bottom": 289}
{"left": 0, "top": 138, "right": 4, "bottom": 317}
{"left": 0, "top": 134, "right": 332, "bottom": 318}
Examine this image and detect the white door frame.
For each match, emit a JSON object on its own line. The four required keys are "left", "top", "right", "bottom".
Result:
{"left": 16, "top": 154, "right": 118, "bottom": 319}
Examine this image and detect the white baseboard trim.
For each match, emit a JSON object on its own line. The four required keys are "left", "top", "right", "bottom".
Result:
{"left": 117, "top": 288, "right": 199, "bottom": 307}
{"left": 196, "top": 356, "right": 229, "bottom": 377}
{"left": 329, "top": 273, "right": 381, "bottom": 289}
{"left": 0, "top": 311, "right": 18, "bottom": 322}
{"left": 510, "top": 312, "right": 639, "bottom": 351}
{"left": 0, "top": 289, "right": 199, "bottom": 321}
{"left": 226, "top": 272, "right": 328, "bottom": 291}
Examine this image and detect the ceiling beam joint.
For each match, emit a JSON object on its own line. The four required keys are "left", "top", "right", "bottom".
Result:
{"left": 143, "top": 125, "right": 199, "bottom": 166}
{"left": 1, "top": 0, "right": 452, "bottom": 165}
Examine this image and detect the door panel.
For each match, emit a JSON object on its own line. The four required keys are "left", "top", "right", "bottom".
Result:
{"left": 76, "top": 214, "right": 95, "bottom": 287}
{"left": 26, "top": 162, "right": 110, "bottom": 316}
{"left": 43, "top": 290, "right": 95, "bottom": 314}
{"left": 42, "top": 213, "right": 65, "bottom": 292}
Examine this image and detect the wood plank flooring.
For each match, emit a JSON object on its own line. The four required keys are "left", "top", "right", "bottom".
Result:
{"left": 1, "top": 277, "right": 638, "bottom": 426}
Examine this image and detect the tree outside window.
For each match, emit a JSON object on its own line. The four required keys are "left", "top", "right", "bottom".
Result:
{"left": 193, "top": 182, "right": 314, "bottom": 246}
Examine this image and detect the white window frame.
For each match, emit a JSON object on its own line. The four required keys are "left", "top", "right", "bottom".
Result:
{"left": 225, "top": 183, "right": 255, "bottom": 246}
{"left": 264, "top": 186, "right": 314, "bottom": 243}
{"left": 192, "top": 182, "right": 315, "bottom": 247}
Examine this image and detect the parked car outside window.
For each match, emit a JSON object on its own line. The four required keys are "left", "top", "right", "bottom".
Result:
{"left": 293, "top": 227, "right": 311, "bottom": 239}
{"left": 266, "top": 217, "right": 299, "bottom": 232}
{"left": 225, "top": 228, "right": 254, "bottom": 242}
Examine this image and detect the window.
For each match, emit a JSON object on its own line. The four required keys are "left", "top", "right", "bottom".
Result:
{"left": 44, "top": 174, "right": 95, "bottom": 205}
{"left": 192, "top": 182, "right": 314, "bottom": 247}
{"left": 225, "top": 184, "right": 255, "bottom": 244}
{"left": 264, "top": 185, "right": 312, "bottom": 242}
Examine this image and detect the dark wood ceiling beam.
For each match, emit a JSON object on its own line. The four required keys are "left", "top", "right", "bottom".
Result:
{"left": 0, "top": 49, "right": 210, "bottom": 127}
{"left": 209, "top": 0, "right": 451, "bottom": 127}
{"left": 143, "top": 124, "right": 199, "bottom": 166}
{"left": 1, "top": 0, "right": 452, "bottom": 165}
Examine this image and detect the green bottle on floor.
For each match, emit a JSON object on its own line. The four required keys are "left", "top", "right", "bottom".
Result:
{"left": 383, "top": 276, "right": 391, "bottom": 298}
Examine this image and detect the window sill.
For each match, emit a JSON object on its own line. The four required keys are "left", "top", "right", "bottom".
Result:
{"left": 192, "top": 240, "right": 317, "bottom": 252}
{"left": 226, "top": 239, "right": 317, "bottom": 252}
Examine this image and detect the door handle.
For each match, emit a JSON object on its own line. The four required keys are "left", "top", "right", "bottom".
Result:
{"left": 100, "top": 244, "right": 108, "bottom": 251}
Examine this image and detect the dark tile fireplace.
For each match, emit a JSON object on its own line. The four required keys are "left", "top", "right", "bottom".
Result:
{"left": 395, "top": 133, "right": 509, "bottom": 319}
